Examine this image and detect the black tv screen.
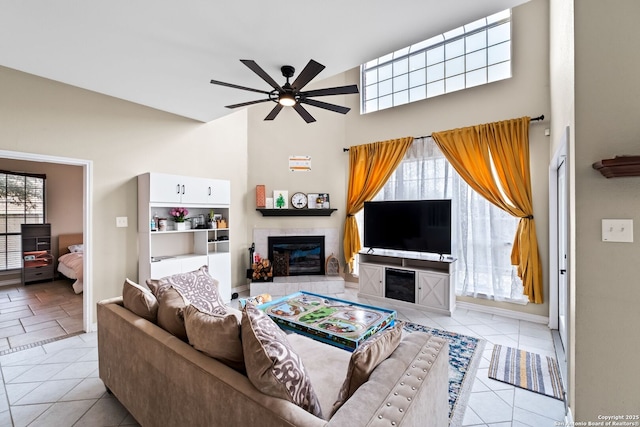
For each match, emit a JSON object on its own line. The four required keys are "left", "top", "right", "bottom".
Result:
{"left": 363, "top": 200, "right": 452, "bottom": 255}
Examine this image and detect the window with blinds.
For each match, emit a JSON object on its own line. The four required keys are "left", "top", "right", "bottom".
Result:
{"left": 0, "top": 172, "right": 46, "bottom": 271}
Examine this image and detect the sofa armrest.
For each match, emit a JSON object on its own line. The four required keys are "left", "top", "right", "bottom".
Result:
{"left": 98, "top": 296, "right": 124, "bottom": 307}
{"left": 328, "top": 332, "right": 449, "bottom": 427}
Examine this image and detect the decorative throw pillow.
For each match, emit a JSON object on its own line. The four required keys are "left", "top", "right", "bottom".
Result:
{"left": 147, "top": 278, "right": 189, "bottom": 341}
{"left": 241, "top": 304, "right": 323, "bottom": 418}
{"left": 183, "top": 304, "right": 245, "bottom": 373}
{"left": 331, "top": 321, "right": 404, "bottom": 415}
{"left": 122, "top": 278, "right": 158, "bottom": 322}
{"left": 147, "top": 265, "right": 226, "bottom": 341}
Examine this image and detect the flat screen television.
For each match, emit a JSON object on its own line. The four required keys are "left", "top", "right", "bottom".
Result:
{"left": 363, "top": 199, "right": 452, "bottom": 255}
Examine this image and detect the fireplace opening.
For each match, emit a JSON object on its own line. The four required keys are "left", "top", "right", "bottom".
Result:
{"left": 268, "top": 235, "right": 325, "bottom": 276}
{"left": 385, "top": 268, "right": 416, "bottom": 303}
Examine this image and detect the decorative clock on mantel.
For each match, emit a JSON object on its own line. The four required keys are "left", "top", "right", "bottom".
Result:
{"left": 291, "top": 192, "right": 308, "bottom": 209}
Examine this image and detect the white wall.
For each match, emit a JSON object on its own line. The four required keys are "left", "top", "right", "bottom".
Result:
{"left": 0, "top": 65, "right": 250, "bottom": 320}
{"left": 549, "top": 0, "right": 576, "bottom": 416}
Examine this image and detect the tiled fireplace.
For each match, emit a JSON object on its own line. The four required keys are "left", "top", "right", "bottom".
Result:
{"left": 251, "top": 228, "right": 344, "bottom": 297}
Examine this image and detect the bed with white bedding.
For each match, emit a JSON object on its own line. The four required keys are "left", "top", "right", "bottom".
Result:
{"left": 57, "top": 233, "right": 83, "bottom": 294}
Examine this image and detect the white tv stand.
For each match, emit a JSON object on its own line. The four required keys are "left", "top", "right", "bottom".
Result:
{"left": 358, "top": 249, "right": 456, "bottom": 316}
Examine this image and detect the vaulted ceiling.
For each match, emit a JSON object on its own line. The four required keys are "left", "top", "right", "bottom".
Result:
{"left": 1, "top": 1, "right": 529, "bottom": 122}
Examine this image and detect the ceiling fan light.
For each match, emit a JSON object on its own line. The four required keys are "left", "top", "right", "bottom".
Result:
{"left": 279, "top": 93, "right": 296, "bottom": 107}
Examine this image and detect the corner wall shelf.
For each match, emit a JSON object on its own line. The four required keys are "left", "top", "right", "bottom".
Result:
{"left": 256, "top": 208, "right": 337, "bottom": 217}
{"left": 593, "top": 155, "right": 640, "bottom": 178}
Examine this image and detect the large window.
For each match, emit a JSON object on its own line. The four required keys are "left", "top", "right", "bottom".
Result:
{"left": 0, "top": 172, "right": 46, "bottom": 271}
{"left": 361, "top": 9, "right": 511, "bottom": 114}
{"left": 356, "top": 138, "right": 527, "bottom": 303}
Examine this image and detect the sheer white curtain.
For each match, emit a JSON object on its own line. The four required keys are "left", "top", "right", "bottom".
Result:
{"left": 356, "top": 137, "right": 527, "bottom": 303}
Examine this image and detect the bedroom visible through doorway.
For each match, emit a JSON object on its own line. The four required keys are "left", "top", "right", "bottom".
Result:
{"left": 0, "top": 150, "right": 92, "bottom": 335}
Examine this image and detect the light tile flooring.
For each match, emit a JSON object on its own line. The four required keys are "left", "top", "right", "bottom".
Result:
{"left": 0, "top": 287, "right": 566, "bottom": 426}
{"left": 0, "top": 281, "right": 83, "bottom": 354}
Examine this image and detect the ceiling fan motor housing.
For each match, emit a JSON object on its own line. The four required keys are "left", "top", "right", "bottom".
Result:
{"left": 281, "top": 65, "right": 295, "bottom": 80}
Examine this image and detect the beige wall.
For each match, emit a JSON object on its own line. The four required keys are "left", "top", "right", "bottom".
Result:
{"left": 0, "top": 65, "right": 250, "bottom": 320}
{"left": 245, "top": 71, "right": 350, "bottom": 265}
{"left": 245, "top": 0, "right": 551, "bottom": 317}
{"left": 571, "top": 0, "right": 640, "bottom": 420}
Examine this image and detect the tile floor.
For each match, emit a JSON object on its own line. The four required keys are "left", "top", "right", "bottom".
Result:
{"left": 0, "top": 281, "right": 83, "bottom": 354}
{"left": 0, "top": 287, "right": 566, "bottom": 426}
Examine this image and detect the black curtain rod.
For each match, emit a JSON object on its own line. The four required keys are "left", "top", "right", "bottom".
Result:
{"left": 342, "top": 114, "right": 545, "bottom": 152}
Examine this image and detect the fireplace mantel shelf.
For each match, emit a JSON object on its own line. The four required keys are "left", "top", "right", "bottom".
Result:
{"left": 256, "top": 208, "right": 337, "bottom": 217}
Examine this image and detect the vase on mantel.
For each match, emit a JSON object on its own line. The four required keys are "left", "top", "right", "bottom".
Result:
{"left": 175, "top": 222, "right": 186, "bottom": 231}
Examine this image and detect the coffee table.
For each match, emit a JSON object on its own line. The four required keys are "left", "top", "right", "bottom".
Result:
{"left": 257, "top": 291, "right": 396, "bottom": 351}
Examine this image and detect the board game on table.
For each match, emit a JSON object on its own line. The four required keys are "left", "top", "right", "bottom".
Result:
{"left": 257, "top": 291, "right": 396, "bottom": 351}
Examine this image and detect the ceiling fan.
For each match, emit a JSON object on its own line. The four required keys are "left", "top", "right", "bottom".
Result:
{"left": 210, "top": 59, "right": 359, "bottom": 123}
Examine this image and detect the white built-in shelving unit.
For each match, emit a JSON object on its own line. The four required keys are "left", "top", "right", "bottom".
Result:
{"left": 137, "top": 172, "right": 231, "bottom": 302}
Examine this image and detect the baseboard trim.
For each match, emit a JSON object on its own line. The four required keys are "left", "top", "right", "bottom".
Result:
{"left": 232, "top": 284, "right": 249, "bottom": 294}
{"left": 565, "top": 407, "right": 574, "bottom": 425}
{"left": 0, "top": 278, "right": 22, "bottom": 287}
{"left": 456, "top": 301, "right": 549, "bottom": 324}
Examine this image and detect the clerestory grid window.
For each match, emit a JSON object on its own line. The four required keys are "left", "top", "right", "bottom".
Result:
{"left": 361, "top": 9, "right": 511, "bottom": 114}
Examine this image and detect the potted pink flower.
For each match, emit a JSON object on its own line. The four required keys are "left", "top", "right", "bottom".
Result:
{"left": 170, "top": 207, "right": 189, "bottom": 230}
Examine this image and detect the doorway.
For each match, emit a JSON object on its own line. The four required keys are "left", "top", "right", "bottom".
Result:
{"left": 0, "top": 150, "right": 92, "bottom": 334}
{"left": 548, "top": 127, "right": 570, "bottom": 406}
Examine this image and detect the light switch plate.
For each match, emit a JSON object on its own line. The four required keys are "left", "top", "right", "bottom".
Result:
{"left": 602, "top": 219, "right": 633, "bottom": 242}
{"left": 116, "top": 216, "right": 128, "bottom": 228}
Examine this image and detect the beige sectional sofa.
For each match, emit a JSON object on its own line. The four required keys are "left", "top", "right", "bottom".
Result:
{"left": 97, "top": 296, "right": 450, "bottom": 427}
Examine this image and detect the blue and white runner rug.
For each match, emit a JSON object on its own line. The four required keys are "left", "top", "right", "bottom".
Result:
{"left": 403, "top": 322, "right": 485, "bottom": 427}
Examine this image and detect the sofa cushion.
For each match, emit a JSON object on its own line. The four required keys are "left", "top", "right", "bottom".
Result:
{"left": 286, "top": 333, "right": 350, "bottom": 419}
{"left": 122, "top": 278, "right": 158, "bottom": 323}
{"left": 241, "top": 303, "right": 323, "bottom": 418}
{"left": 183, "top": 304, "right": 245, "bottom": 373}
{"left": 147, "top": 265, "right": 226, "bottom": 341}
{"left": 332, "top": 321, "right": 404, "bottom": 415}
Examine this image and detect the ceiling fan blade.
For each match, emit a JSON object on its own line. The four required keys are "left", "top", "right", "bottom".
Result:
{"left": 240, "top": 59, "right": 284, "bottom": 92}
{"left": 293, "top": 103, "right": 316, "bottom": 123}
{"left": 291, "top": 59, "right": 325, "bottom": 91}
{"left": 210, "top": 79, "right": 272, "bottom": 95}
{"left": 264, "top": 104, "right": 284, "bottom": 120}
{"left": 301, "top": 85, "right": 360, "bottom": 97}
{"left": 300, "top": 98, "right": 351, "bottom": 114}
{"left": 225, "top": 98, "right": 272, "bottom": 109}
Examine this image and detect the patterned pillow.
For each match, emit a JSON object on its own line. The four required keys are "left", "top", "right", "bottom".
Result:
{"left": 241, "top": 304, "right": 323, "bottom": 418}
{"left": 183, "top": 304, "right": 245, "bottom": 373}
{"left": 163, "top": 265, "right": 226, "bottom": 314}
{"left": 147, "top": 265, "right": 226, "bottom": 341}
{"left": 331, "top": 321, "right": 404, "bottom": 416}
{"left": 122, "top": 278, "right": 158, "bottom": 322}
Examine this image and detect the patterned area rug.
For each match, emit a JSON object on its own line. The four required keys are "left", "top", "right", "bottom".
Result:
{"left": 488, "top": 345, "right": 564, "bottom": 401}
{"left": 403, "top": 322, "right": 485, "bottom": 427}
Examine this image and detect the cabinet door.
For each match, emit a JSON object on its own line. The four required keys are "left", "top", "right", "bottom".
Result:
{"left": 205, "top": 179, "right": 230, "bottom": 205}
{"left": 150, "top": 258, "right": 181, "bottom": 279}
{"left": 417, "top": 271, "right": 449, "bottom": 311}
{"left": 179, "top": 176, "right": 208, "bottom": 205}
{"left": 359, "top": 263, "right": 384, "bottom": 297}
{"left": 208, "top": 253, "right": 231, "bottom": 302}
{"left": 149, "top": 173, "right": 182, "bottom": 204}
